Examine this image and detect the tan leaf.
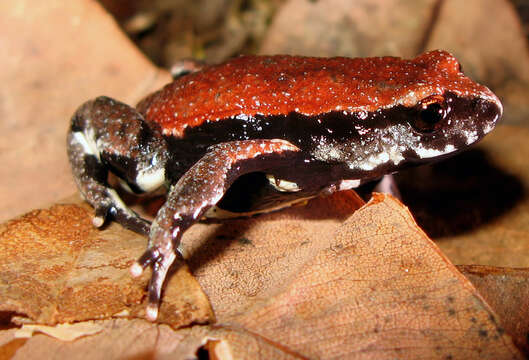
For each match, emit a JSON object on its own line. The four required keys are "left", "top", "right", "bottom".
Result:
{"left": 459, "top": 265, "right": 529, "bottom": 355}
{"left": 1, "top": 320, "right": 306, "bottom": 360}
{"left": 14, "top": 322, "right": 104, "bottom": 342}
{"left": 3, "top": 319, "right": 189, "bottom": 360}
{"left": 0, "top": 199, "right": 214, "bottom": 327}
{"left": 167, "top": 325, "right": 307, "bottom": 359}
{"left": 0, "top": 0, "right": 172, "bottom": 222}
{"left": 190, "top": 193, "right": 523, "bottom": 359}
{"left": 183, "top": 190, "right": 365, "bottom": 320}
{"left": 260, "top": 0, "right": 438, "bottom": 57}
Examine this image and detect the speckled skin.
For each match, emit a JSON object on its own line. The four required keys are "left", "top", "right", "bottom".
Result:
{"left": 138, "top": 51, "right": 497, "bottom": 137}
{"left": 67, "top": 50, "right": 502, "bottom": 320}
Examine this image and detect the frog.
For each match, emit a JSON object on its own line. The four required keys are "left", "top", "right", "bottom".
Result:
{"left": 67, "top": 50, "right": 502, "bottom": 321}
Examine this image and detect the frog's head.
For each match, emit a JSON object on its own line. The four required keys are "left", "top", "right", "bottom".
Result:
{"left": 326, "top": 50, "right": 503, "bottom": 177}
{"left": 393, "top": 50, "right": 503, "bottom": 164}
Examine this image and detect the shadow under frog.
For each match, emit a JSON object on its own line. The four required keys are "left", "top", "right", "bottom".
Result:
{"left": 126, "top": 145, "right": 523, "bottom": 272}
{"left": 390, "top": 148, "right": 524, "bottom": 238}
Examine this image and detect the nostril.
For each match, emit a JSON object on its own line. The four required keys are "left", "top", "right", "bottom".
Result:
{"left": 486, "top": 93, "right": 504, "bottom": 118}
{"left": 473, "top": 97, "right": 502, "bottom": 121}
{"left": 472, "top": 98, "right": 488, "bottom": 113}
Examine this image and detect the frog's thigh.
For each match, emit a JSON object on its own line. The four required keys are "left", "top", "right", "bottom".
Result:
{"left": 68, "top": 97, "right": 165, "bottom": 235}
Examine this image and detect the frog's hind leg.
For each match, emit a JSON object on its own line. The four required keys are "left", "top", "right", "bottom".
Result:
{"left": 130, "top": 139, "right": 301, "bottom": 320}
{"left": 67, "top": 96, "right": 168, "bottom": 235}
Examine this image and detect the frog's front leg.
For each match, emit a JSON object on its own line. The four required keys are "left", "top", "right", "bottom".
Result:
{"left": 67, "top": 96, "right": 168, "bottom": 235}
{"left": 130, "top": 139, "right": 301, "bottom": 321}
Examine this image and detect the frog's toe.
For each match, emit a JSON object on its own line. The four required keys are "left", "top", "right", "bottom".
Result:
{"left": 94, "top": 191, "right": 151, "bottom": 235}
{"left": 146, "top": 303, "right": 159, "bottom": 322}
{"left": 146, "top": 250, "right": 178, "bottom": 321}
{"left": 92, "top": 215, "right": 105, "bottom": 228}
{"left": 113, "top": 210, "right": 151, "bottom": 235}
{"left": 130, "top": 248, "right": 158, "bottom": 277}
{"left": 131, "top": 247, "right": 181, "bottom": 321}
{"left": 92, "top": 203, "right": 112, "bottom": 228}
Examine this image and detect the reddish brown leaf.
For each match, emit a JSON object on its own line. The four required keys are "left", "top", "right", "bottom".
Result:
{"left": 184, "top": 191, "right": 365, "bottom": 320}
{"left": 1, "top": 320, "right": 307, "bottom": 360}
{"left": 0, "top": 199, "right": 214, "bottom": 327}
{"left": 459, "top": 265, "right": 529, "bottom": 355}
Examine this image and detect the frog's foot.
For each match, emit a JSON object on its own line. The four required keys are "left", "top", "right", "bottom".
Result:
{"left": 88, "top": 188, "right": 151, "bottom": 235}
{"left": 130, "top": 245, "right": 181, "bottom": 321}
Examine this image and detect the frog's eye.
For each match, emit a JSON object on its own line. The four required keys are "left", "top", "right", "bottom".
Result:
{"left": 411, "top": 95, "right": 448, "bottom": 133}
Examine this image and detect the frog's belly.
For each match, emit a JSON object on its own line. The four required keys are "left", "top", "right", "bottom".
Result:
{"left": 201, "top": 172, "right": 316, "bottom": 219}
{"left": 202, "top": 173, "right": 361, "bottom": 219}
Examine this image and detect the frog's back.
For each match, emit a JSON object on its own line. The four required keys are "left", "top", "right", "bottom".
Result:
{"left": 138, "top": 51, "right": 495, "bottom": 137}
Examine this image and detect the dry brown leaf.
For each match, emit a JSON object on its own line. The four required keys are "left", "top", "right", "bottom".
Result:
{"left": 260, "top": 0, "right": 438, "bottom": 57}
{"left": 183, "top": 190, "right": 365, "bottom": 320}
{"left": 14, "top": 322, "right": 104, "bottom": 341}
{"left": 2, "top": 319, "right": 188, "bottom": 360}
{"left": 0, "top": 190, "right": 524, "bottom": 358}
{"left": 2, "top": 320, "right": 305, "bottom": 360}
{"left": 189, "top": 193, "right": 522, "bottom": 359}
{"left": 0, "top": 198, "right": 214, "bottom": 327}
{"left": 0, "top": 329, "right": 26, "bottom": 360}
{"left": 0, "top": 0, "right": 171, "bottom": 222}
{"left": 458, "top": 265, "right": 529, "bottom": 356}
{"left": 166, "top": 325, "right": 306, "bottom": 359}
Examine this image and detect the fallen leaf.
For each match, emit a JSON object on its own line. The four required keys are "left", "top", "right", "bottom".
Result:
{"left": 458, "top": 265, "right": 529, "bottom": 356}
{"left": 183, "top": 190, "right": 365, "bottom": 320}
{"left": 0, "top": 0, "right": 172, "bottom": 222}
{"left": 0, "top": 191, "right": 524, "bottom": 358}
{"left": 260, "top": 0, "right": 438, "bottom": 57}
{"left": 167, "top": 325, "right": 306, "bottom": 359}
{"left": 2, "top": 320, "right": 306, "bottom": 360}
{"left": 14, "top": 321, "right": 104, "bottom": 341}
{"left": 4, "top": 319, "right": 187, "bottom": 360}
{"left": 189, "top": 193, "right": 523, "bottom": 359}
{"left": 0, "top": 198, "right": 214, "bottom": 327}
{"left": 0, "top": 329, "right": 26, "bottom": 360}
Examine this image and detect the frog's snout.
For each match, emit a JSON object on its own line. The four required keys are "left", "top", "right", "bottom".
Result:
{"left": 476, "top": 91, "right": 503, "bottom": 135}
